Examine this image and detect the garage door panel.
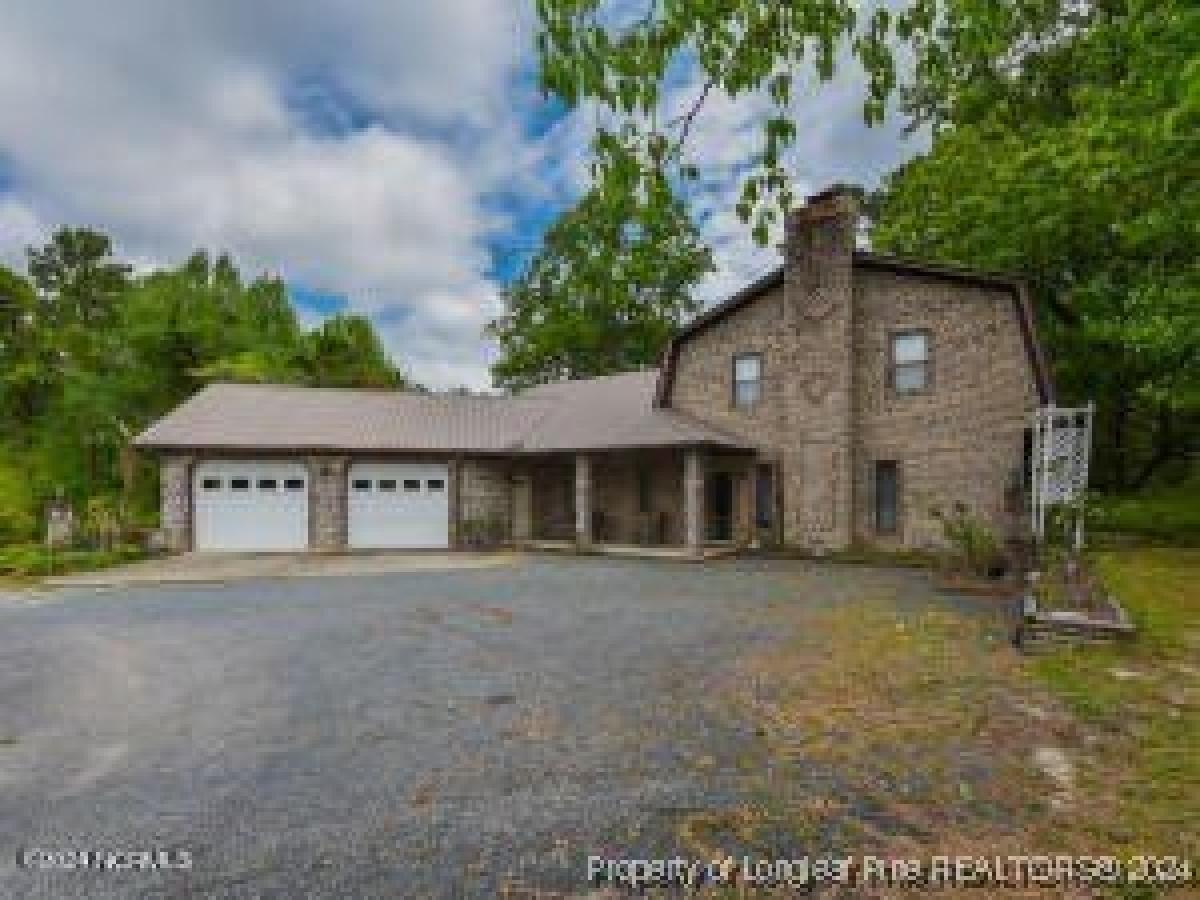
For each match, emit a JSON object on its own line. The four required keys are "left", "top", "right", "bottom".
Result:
{"left": 194, "top": 461, "right": 309, "bottom": 552}
{"left": 348, "top": 462, "right": 449, "bottom": 549}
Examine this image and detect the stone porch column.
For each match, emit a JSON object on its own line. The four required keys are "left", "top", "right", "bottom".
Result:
{"left": 736, "top": 462, "right": 756, "bottom": 549}
{"left": 684, "top": 448, "right": 706, "bottom": 559}
{"left": 307, "top": 454, "right": 349, "bottom": 552}
{"left": 447, "top": 455, "right": 462, "bottom": 549}
{"left": 575, "top": 453, "right": 592, "bottom": 551}
{"left": 160, "top": 453, "right": 194, "bottom": 553}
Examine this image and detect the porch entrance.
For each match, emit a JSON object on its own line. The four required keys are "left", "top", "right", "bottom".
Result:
{"left": 706, "top": 471, "right": 734, "bottom": 542}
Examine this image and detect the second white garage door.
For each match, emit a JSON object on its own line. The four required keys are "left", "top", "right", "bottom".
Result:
{"left": 347, "top": 462, "right": 449, "bottom": 549}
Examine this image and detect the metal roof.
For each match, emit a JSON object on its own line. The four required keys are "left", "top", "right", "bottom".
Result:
{"left": 134, "top": 371, "right": 752, "bottom": 454}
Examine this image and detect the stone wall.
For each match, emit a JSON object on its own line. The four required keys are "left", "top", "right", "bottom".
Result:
{"left": 307, "top": 454, "right": 348, "bottom": 551}
{"left": 458, "top": 458, "right": 511, "bottom": 544}
{"left": 669, "top": 188, "right": 858, "bottom": 552}
{"left": 667, "top": 187, "right": 1039, "bottom": 552}
{"left": 160, "top": 454, "right": 193, "bottom": 552}
{"left": 852, "top": 269, "right": 1038, "bottom": 549}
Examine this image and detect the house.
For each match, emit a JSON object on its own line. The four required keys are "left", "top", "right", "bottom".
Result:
{"left": 135, "top": 186, "right": 1053, "bottom": 557}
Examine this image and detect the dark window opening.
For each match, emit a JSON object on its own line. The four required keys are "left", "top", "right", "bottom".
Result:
{"left": 352, "top": 479, "right": 372, "bottom": 491}
{"left": 257, "top": 478, "right": 278, "bottom": 491}
{"left": 733, "top": 353, "right": 762, "bottom": 409}
{"left": 403, "top": 479, "right": 421, "bottom": 492}
{"left": 890, "top": 331, "right": 929, "bottom": 394}
{"left": 284, "top": 478, "right": 305, "bottom": 491}
{"left": 201, "top": 477, "right": 222, "bottom": 491}
{"left": 636, "top": 468, "right": 651, "bottom": 514}
{"left": 378, "top": 479, "right": 398, "bottom": 492}
{"left": 426, "top": 479, "right": 445, "bottom": 492}
{"left": 755, "top": 464, "right": 774, "bottom": 529}
{"left": 874, "top": 460, "right": 899, "bottom": 534}
{"left": 230, "top": 478, "right": 250, "bottom": 491}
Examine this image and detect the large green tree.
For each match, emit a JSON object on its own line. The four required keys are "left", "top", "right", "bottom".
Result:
{"left": 488, "top": 184, "right": 712, "bottom": 389}
{"left": 0, "top": 234, "right": 411, "bottom": 541}
{"left": 872, "top": 0, "right": 1200, "bottom": 490}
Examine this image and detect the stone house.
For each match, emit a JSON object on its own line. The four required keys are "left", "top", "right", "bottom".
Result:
{"left": 136, "top": 186, "right": 1053, "bottom": 558}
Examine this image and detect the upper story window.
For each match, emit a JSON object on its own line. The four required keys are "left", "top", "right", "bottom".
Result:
{"left": 733, "top": 353, "right": 762, "bottom": 409}
{"left": 890, "top": 330, "right": 930, "bottom": 394}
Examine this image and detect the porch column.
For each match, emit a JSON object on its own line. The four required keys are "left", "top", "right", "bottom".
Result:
{"left": 736, "top": 462, "right": 756, "bottom": 549}
{"left": 575, "top": 453, "right": 592, "bottom": 551}
{"left": 684, "top": 448, "right": 705, "bottom": 559}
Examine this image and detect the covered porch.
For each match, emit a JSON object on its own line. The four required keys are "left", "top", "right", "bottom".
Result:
{"left": 509, "top": 446, "right": 760, "bottom": 560}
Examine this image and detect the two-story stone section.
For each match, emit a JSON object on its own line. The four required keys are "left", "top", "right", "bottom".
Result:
{"left": 138, "top": 186, "right": 1052, "bottom": 558}
{"left": 657, "top": 185, "right": 1053, "bottom": 552}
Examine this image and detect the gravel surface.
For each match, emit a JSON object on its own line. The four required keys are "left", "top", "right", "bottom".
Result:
{"left": 0, "top": 556, "right": 965, "bottom": 898}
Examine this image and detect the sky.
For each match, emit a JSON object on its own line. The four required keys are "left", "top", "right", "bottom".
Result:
{"left": 0, "top": 1, "right": 925, "bottom": 390}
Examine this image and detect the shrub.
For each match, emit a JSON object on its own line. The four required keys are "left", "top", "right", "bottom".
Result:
{"left": 0, "top": 454, "right": 39, "bottom": 544}
{"left": 81, "top": 495, "right": 123, "bottom": 550}
{"left": 930, "top": 502, "right": 1003, "bottom": 576}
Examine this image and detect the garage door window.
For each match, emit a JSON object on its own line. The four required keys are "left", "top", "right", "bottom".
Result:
{"left": 230, "top": 478, "right": 250, "bottom": 491}
{"left": 257, "top": 478, "right": 278, "bottom": 491}
{"left": 427, "top": 479, "right": 445, "bottom": 492}
{"left": 284, "top": 478, "right": 305, "bottom": 491}
{"left": 201, "top": 477, "right": 222, "bottom": 491}
{"left": 403, "top": 479, "right": 421, "bottom": 492}
{"left": 352, "top": 479, "right": 372, "bottom": 491}
{"left": 378, "top": 479, "right": 397, "bottom": 492}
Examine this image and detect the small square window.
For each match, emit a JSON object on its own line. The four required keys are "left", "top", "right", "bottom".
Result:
{"left": 352, "top": 479, "right": 372, "bottom": 491}
{"left": 378, "top": 479, "right": 397, "bottom": 492}
{"left": 201, "top": 477, "right": 222, "bottom": 491}
{"left": 257, "top": 478, "right": 278, "bottom": 491}
{"left": 284, "top": 478, "right": 305, "bottom": 491}
{"left": 230, "top": 478, "right": 250, "bottom": 491}
{"left": 426, "top": 479, "right": 445, "bottom": 492}
{"left": 890, "top": 331, "right": 929, "bottom": 394}
{"left": 403, "top": 479, "right": 421, "bottom": 492}
{"left": 733, "top": 353, "right": 762, "bottom": 409}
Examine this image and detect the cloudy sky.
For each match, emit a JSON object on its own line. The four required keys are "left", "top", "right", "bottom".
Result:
{"left": 0, "top": 1, "right": 924, "bottom": 389}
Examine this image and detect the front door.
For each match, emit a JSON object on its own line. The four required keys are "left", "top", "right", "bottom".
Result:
{"left": 706, "top": 472, "right": 734, "bottom": 541}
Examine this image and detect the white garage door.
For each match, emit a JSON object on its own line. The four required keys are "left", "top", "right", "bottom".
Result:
{"left": 193, "top": 460, "right": 309, "bottom": 552}
{"left": 347, "top": 462, "right": 449, "bottom": 549}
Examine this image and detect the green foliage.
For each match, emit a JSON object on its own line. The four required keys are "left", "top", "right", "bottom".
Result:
{"left": 873, "top": 0, "right": 1200, "bottom": 492}
{"left": 81, "top": 495, "right": 122, "bottom": 550}
{"left": 930, "top": 502, "right": 1003, "bottom": 575}
{"left": 487, "top": 186, "right": 711, "bottom": 389}
{"left": 535, "top": 0, "right": 909, "bottom": 245}
{"left": 0, "top": 450, "right": 39, "bottom": 544}
{"left": 0, "top": 543, "right": 146, "bottom": 578}
{"left": 1, "top": 233, "right": 408, "bottom": 543}
{"left": 1089, "top": 478, "right": 1200, "bottom": 544}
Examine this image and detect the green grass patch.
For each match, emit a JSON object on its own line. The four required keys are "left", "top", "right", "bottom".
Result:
{"left": 1090, "top": 480, "right": 1200, "bottom": 545}
{"left": 0, "top": 543, "right": 149, "bottom": 578}
{"left": 1033, "top": 549, "right": 1199, "bottom": 861}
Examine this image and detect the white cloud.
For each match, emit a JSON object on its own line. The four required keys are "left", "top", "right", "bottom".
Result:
{"left": 0, "top": 1, "right": 923, "bottom": 390}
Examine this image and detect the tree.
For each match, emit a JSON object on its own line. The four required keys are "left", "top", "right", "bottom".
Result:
{"left": 301, "top": 314, "right": 406, "bottom": 389}
{"left": 487, "top": 184, "right": 712, "bottom": 390}
{"left": 27, "top": 227, "right": 131, "bottom": 329}
{"left": 872, "top": 0, "right": 1200, "bottom": 490}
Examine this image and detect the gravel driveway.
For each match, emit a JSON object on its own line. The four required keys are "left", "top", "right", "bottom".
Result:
{"left": 0, "top": 556, "right": 966, "bottom": 898}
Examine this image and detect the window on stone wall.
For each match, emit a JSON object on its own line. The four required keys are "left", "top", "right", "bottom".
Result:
{"left": 874, "top": 460, "right": 899, "bottom": 534}
{"left": 733, "top": 352, "right": 762, "bottom": 409}
{"left": 890, "top": 331, "right": 929, "bottom": 394}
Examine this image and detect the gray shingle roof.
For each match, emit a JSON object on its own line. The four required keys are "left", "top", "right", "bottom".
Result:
{"left": 134, "top": 371, "right": 751, "bottom": 454}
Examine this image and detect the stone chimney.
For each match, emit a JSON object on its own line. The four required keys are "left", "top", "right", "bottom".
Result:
{"left": 780, "top": 184, "right": 861, "bottom": 552}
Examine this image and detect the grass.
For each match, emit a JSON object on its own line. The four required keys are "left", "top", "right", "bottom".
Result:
{"left": 0, "top": 542, "right": 148, "bottom": 579}
{"left": 677, "top": 551, "right": 1198, "bottom": 896}
{"left": 1032, "top": 549, "right": 1199, "bottom": 861}
{"left": 1090, "top": 479, "right": 1200, "bottom": 545}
